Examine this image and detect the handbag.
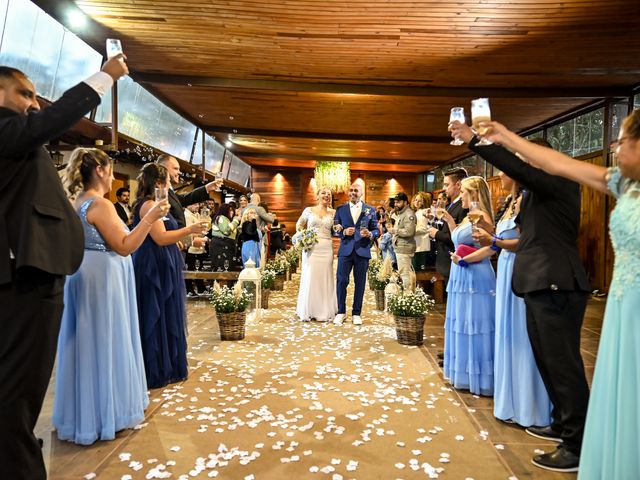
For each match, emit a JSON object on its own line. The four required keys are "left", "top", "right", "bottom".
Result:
{"left": 455, "top": 244, "right": 478, "bottom": 258}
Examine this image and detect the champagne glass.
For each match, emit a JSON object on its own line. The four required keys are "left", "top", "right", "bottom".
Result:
{"left": 471, "top": 98, "right": 493, "bottom": 146}
{"left": 449, "top": 107, "right": 466, "bottom": 145}
{"left": 468, "top": 201, "right": 482, "bottom": 226}
{"left": 200, "top": 207, "right": 211, "bottom": 233}
{"left": 223, "top": 259, "right": 229, "bottom": 272}
{"left": 154, "top": 186, "right": 169, "bottom": 220}
{"left": 359, "top": 220, "right": 369, "bottom": 237}
{"left": 333, "top": 223, "right": 343, "bottom": 233}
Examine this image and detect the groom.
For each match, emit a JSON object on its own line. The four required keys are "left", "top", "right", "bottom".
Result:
{"left": 333, "top": 183, "right": 379, "bottom": 325}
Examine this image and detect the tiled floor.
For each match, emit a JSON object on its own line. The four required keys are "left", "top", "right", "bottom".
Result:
{"left": 35, "top": 277, "right": 605, "bottom": 479}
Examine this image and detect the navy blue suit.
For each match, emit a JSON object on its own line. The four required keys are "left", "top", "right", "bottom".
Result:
{"left": 334, "top": 202, "right": 379, "bottom": 315}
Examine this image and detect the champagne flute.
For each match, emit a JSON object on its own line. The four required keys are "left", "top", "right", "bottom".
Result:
{"left": 200, "top": 207, "right": 211, "bottom": 233}
{"left": 154, "top": 186, "right": 169, "bottom": 220}
{"left": 359, "top": 220, "right": 368, "bottom": 237}
{"left": 467, "top": 201, "right": 482, "bottom": 225}
{"left": 471, "top": 98, "right": 493, "bottom": 146}
{"left": 449, "top": 107, "right": 466, "bottom": 145}
{"left": 333, "top": 223, "right": 343, "bottom": 233}
{"left": 223, "top": 259, "right": 229, "bottom": 272}
{"left": 214, "top": 171, "right": 223, "bottom": 191}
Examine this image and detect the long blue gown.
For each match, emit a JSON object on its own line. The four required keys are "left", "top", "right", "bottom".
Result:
{"left": 578, "top": 168, "right": 640, "bottom": 479}
{"left": 493, "top": 216, "right": 552, "bottom": 426}
{"left": 444, "top": 222, "right": 496, "bottom": 396}
{"left": 53, "top": 198, "right": 148, "bottom": 445}
{"left": 132, "top": 212, "right": 188, "bottom": 389}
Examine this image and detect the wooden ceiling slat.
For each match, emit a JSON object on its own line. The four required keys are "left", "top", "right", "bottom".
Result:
{"left": 33, "top": 0, "right": 640, "bottom": 173}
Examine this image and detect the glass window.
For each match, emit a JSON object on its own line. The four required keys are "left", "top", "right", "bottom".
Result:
{"left": 96, "top": 76, "right": 198, "bottom": 160}
{"left": 634, "top": 93, "right": 640, "bottom": 110}
{"left": 0, "top": 1, "right": 8, "bottom": 50}
{"left": 52, "top": 30, "right": 102, "bottom": 98}
{"left": 525, "top": 131, "right": 544, "bottom": 140}
{"left": 547, "top": 108, "right": 603, "bottom": 157}
{"left": 227, "top": 154, "right": 251, "bottom": 186}
{"left": 192, "top": 132, "right": 225, "bottom": 174}
{"left": 0, "top": 0, "right": 63, "bottom": 100}
{"left": 610, "top": 101, "right": 631, "bottom": 142}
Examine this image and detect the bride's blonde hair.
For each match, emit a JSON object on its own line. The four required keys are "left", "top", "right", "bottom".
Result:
{"left": 315, "top": 186, "right": 332, "bottom": 204}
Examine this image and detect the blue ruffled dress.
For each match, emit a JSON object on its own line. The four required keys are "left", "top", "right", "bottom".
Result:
{"left": 443, "top": 221, "right": 496, "bottom": 396}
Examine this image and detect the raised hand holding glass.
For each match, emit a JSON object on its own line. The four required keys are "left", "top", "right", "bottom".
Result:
{"left": 471, "top": 98, "right": 493, "bottom": 146}
{"left": 449, "top": 107, "right": 466, "bottom": 145}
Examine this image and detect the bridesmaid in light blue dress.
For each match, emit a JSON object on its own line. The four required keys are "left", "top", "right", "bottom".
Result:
{"left": 475, "top": 114, "right": 640, "bottom": 478}
{"left": 480, "top": 176, "right": 552, "bottom": 427}
{"left": 444, "top": 176, "right": 496, "bottom": 396}
{"left": 54, "top": 149, "right": 167, "bottom": 444}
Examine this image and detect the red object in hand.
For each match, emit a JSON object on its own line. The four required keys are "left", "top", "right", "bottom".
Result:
{"left": 455, "top": 244, "right": 478, "bottom": 258}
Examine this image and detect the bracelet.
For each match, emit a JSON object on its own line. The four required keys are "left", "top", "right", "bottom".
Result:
{"left": 458, "top": 259, "right": 469, "bottom": 268}
{"left": 490, "top": 234, "right": 503, "bottom": 251}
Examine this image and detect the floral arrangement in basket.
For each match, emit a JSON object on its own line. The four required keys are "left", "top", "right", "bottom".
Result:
{"left": 266, "top": 253, "right": 289, "bottom": 275}
{"left": 371, "top": 256, "right": 396, "bottom": 290}
{"left": 291, "top": 227, "right": 318, "bottom": 252}
{"left": 210, "top": 282, "right": 252, "bottom": 313}
{"left": 261, "top": 269, "right": 276, "bottom": 289}
{"left": 388, "top": 288, "right": 435, "bottom": 318}
{"left": 284, "top": 247, "right": 300, "bottom": 267}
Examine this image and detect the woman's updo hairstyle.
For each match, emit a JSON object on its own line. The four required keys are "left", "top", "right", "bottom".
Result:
{"left": 133, "top": 163, "right": 168, "bottom": 217}
{"left": 63, "top": 148, "right": 112, "bottom": 197}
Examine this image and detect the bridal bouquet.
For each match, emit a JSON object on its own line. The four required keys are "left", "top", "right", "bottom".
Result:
{"left": 292, "top": 227, "right": 318, "bottom": 252}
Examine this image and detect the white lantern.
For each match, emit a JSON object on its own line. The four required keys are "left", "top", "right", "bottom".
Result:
{"left": 238, "top": 258, "right": 262, "bottom": 322}
{"left": 384, "top": 274, "right": 401, "bottom": 321}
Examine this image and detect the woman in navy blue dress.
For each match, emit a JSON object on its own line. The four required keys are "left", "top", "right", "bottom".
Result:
{"left": 132, "top": 163, "right": 207, "bottom": 389}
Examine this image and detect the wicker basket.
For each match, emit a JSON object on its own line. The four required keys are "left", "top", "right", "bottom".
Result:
{"left": 393, "top": 315, "right": 426, "bottom": 346}
{"left": 216, "top": 311, "right": 247, "bottom": 341}
{"left": 273, "top": 275, "right": 285, "bottom": 291}
{"left": 261, "top": 289, "right": 270, "bottom": 309}
{"left": 374, "top": 289, "right": 385, "bottom": 311}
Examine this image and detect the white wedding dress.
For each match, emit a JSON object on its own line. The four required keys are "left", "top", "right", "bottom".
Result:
{"left": 295, "top": 207, "right": 338, "bottom": 322}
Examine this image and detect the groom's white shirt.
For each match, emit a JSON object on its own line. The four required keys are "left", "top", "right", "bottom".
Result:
{"left": 349, "top": 200, "right": 362, "bottom": 224}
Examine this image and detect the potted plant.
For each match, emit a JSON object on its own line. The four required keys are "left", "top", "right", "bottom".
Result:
{"left": 368, "top": 257, "right": 393, "bottom": 310}
{"left": 387, "top": 288, "right": 435, "bottom": 346}
{"left": 266, "top": 254, "right": 288, "bottom": 290}
{"left": 260, "top": 269, "right": 276, "bottom": 309}
{"left": 210, "top": 283, "right": 252, "bottom": 341}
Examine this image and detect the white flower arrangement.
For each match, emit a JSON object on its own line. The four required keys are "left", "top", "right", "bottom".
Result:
{"left": 266, "top": 253, "right": 289, "bottom": 275}
{"left": 292, "top": 227, "right": 318, "bottom": 252}
{"left": 210, "top": 282, "right": 252, "bottom": 313}
{"left": 388, "top": 288, "right": 435, "bottom": 317}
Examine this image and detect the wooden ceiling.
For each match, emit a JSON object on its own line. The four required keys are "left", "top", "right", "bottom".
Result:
{"left": 36, "top": 0, "right": 640, "bottom": 174}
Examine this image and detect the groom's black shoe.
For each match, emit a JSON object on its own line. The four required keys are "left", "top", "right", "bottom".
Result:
{"left": 531, "top": 445, "right": 579, "bottom": 473}
{"left": 525, "top": 425, "right": 562, "bottom": 443}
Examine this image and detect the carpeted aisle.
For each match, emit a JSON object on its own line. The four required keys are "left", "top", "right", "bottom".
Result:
{"left": 89, "top": 277, "right": 511, "bottom": 479}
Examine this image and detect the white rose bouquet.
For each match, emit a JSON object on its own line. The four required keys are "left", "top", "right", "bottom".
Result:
{"left": 292, "top": 227, "right": 318, "bottom": 252}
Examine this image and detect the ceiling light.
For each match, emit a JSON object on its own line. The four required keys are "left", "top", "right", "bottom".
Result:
{"left": 225, "top": 140, "right": 233, "bottom": 148}
{"left": 67, "top": 10, "right": 87, "bottom": 30}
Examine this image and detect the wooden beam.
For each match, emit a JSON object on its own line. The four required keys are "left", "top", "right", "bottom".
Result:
{"left": 133, "top": 73, "right": 626, "bottom": 99}
{"left": 237, "top": 152, "right": 432, "bottom": 166}
{"left": 206, "top": 126, "right": 449, "bottom": 143}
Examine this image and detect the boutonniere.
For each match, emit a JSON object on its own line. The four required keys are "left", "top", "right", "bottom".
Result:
{"left": 364, "top": 208, "right": 371, "bottom": 216}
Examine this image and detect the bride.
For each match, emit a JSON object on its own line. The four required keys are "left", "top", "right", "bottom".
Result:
{"left": 295, "top": 187, "right": 338, "bottom": 322}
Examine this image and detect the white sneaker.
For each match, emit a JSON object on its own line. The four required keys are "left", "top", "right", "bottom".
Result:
{"left": 352, "top": 315, "right": 363, "bottom": 325}
{"left": 333, "top": 314, "right": 345, "bottom": 326}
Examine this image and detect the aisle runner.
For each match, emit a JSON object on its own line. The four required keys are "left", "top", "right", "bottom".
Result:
{"left": 94, "top": 285, "right": 510, "bottom": 479}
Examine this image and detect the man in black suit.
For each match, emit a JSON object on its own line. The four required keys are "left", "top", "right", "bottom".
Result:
{"left": 427, "top": 168, "right": 469, "bottom": 280}
{"left": 450, "top": 121, "right": 590, "bottom": 473}
{"left": 114, "top": 186, "right": 131, "bottom": 226}
{"left": 156, "top": 154, "right": 221, "bottom": 229}
{"left": 0, "top": 57, "right": 128, "bottom": 479}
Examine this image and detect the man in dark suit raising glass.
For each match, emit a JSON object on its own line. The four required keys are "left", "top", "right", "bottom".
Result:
{"left": 0, "top": 56, "right": 128, "bottom": 479}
